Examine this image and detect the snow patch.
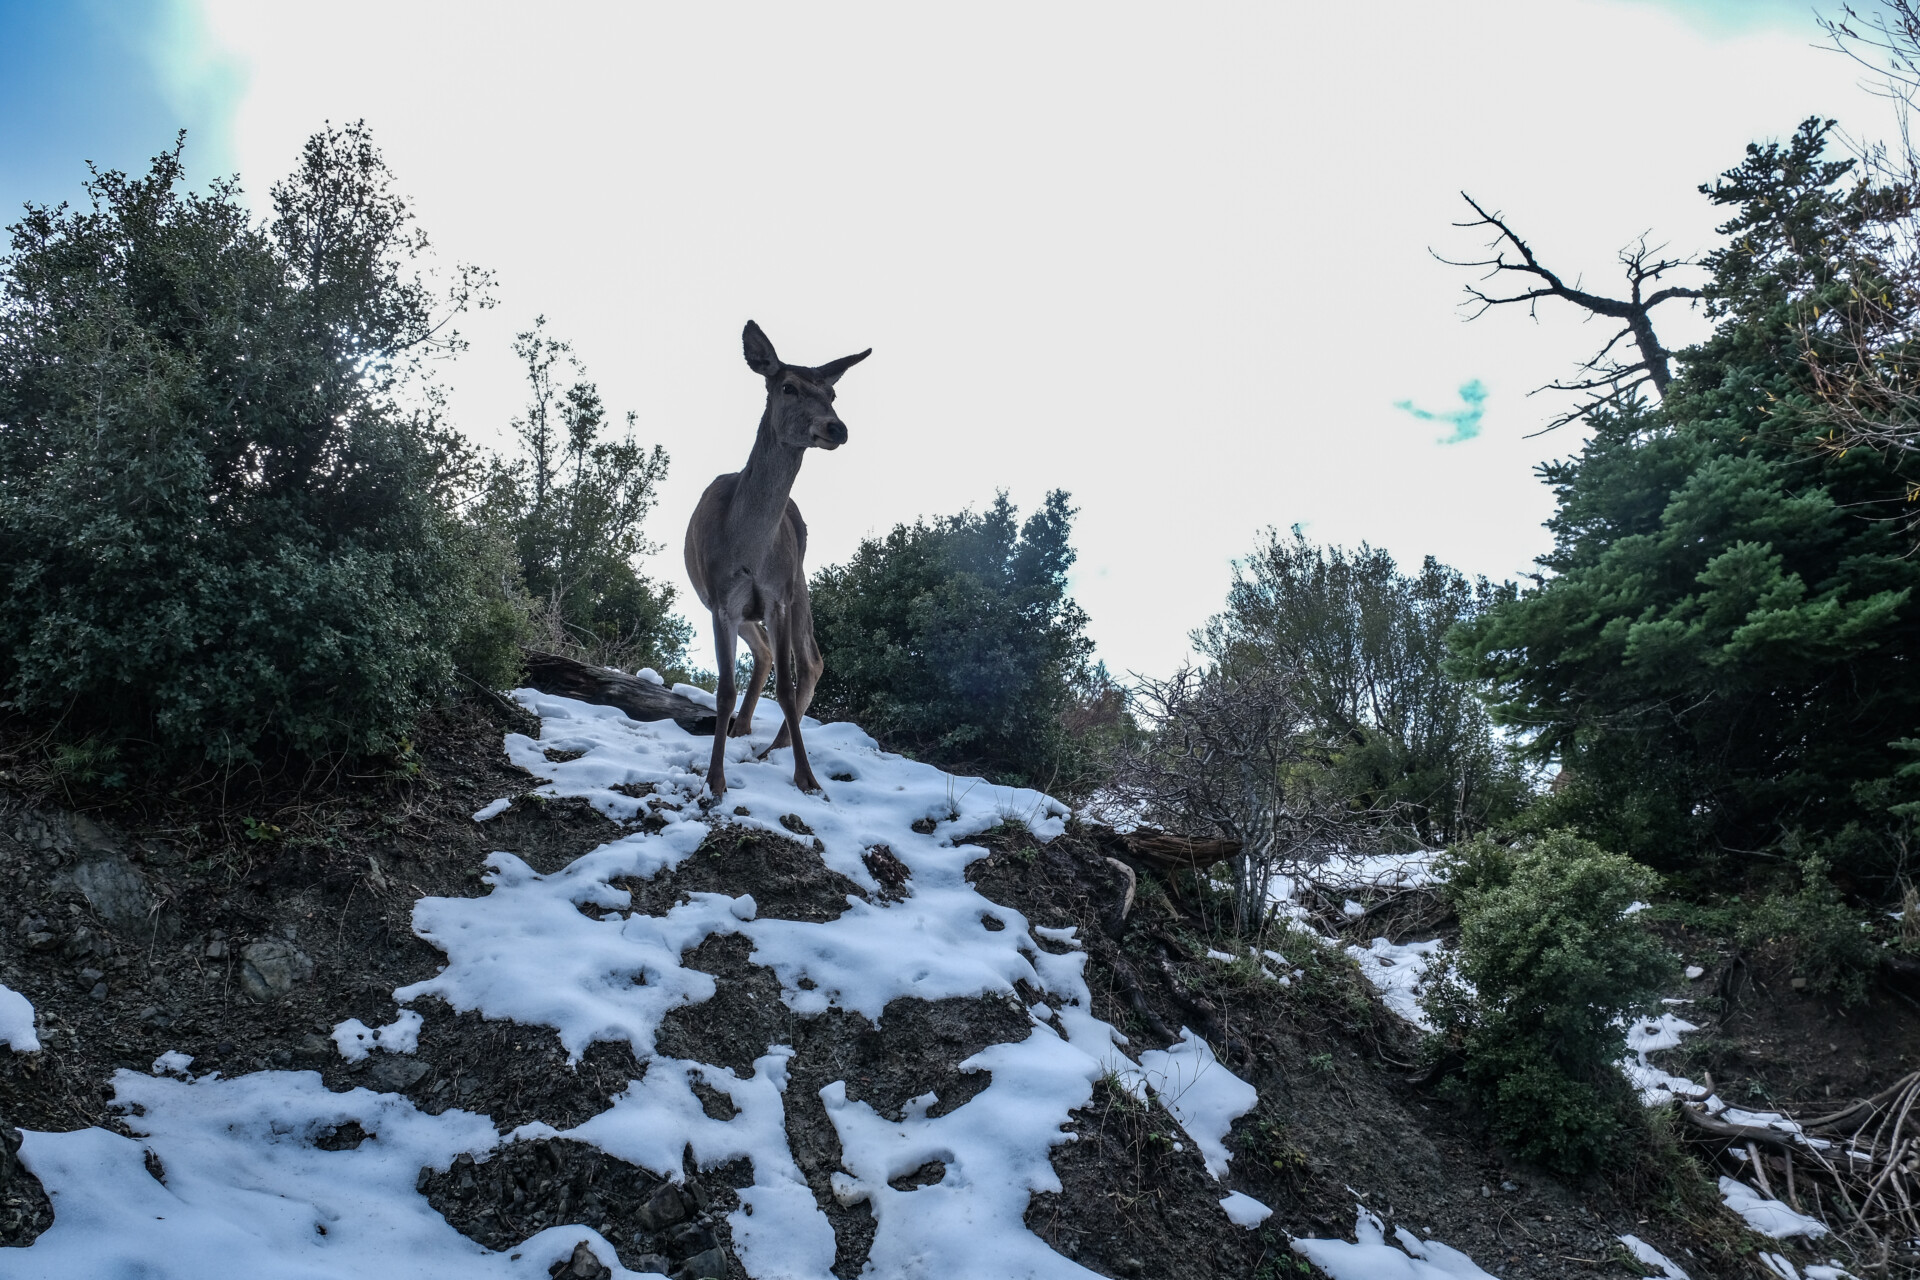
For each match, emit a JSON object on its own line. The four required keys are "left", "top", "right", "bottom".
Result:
{"left": 1219, "top": 1190, "right": 1271, "bottom": 1227}
{"left": 0, "top": 983, "right": 39, "bottom": 1053}
{"left": 1618, "top": 1232, "right": 1689, "bottom": 1279}
{"left": 330, "top": 1009, "right": 424, "bottom": 1063}
{"left": 1346, "top": 936, "right": 1447, "bottom": 1031}
{"left": 1719, "top": 1176, "right": 1829, "bottom": 1238}
{"left": 1291, "top": 1205, "right": 1496, "bottom": 1278}
{"left": 471, "top": 797, "right": 512, "bottom": 821}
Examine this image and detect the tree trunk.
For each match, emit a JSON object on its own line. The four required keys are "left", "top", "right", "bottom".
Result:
{"left": 517, "top": 648, "right": 718, "bottom": 735}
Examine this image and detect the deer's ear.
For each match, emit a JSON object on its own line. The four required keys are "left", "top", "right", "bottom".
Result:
{"left": 742, "top": 321, "right": 781, "bottom": 376}
{"left": 814, "top": 348, "right": 871, "bottom": 386}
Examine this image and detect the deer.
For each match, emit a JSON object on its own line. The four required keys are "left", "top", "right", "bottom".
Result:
{"left": 683, "top": 320, "right": 870, "bottom": 802}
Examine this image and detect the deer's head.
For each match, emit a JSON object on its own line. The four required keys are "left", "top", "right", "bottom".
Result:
{"left": 743, "top": 320, "right": 870, "bottom": 451}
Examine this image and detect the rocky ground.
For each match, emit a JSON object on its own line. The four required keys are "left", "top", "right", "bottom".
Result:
{"left": 0, "top": 692, "right": 1895, "bottom": 1278}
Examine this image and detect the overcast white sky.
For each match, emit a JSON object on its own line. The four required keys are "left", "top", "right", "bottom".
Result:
{"left": 191, "top": 0, "right": 1878, "bottom": 678}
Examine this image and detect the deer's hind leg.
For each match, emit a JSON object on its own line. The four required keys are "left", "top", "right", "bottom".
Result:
{"left": 731, "top": 621, "right": 773, "bottom": 738}
{"left": 768, "top": 594, "right": 824, "bottom": 753}
{"left": 770, "top": 604, "right": 822, "bottom": 794}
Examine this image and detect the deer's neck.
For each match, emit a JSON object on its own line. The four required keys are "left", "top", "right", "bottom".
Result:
{"left": 728, "top": 407, "right": 805, "bottom": 550}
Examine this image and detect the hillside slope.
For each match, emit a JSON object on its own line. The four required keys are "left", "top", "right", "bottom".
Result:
{"left": 0, "top": 691, "right": 1773, "bottom": 1278}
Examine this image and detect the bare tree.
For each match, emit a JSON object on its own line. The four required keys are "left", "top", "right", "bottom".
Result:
{"left": 1100, "top": 663, "right": 1363, "bottom": 937}
{"left": 1797, "top": 3, "right": 1920, "bottom": 468}
{"left": 1437, "top": 194, "right": 1704, "bottom": 432}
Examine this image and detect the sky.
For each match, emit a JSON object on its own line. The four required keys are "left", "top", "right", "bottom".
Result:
{"left": 0, "top": 0, "right": 1891, "bottom": 679}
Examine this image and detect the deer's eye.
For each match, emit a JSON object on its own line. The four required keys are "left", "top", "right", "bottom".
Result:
{"left": 781, "top": 384, "right": 798, "bottom": 396}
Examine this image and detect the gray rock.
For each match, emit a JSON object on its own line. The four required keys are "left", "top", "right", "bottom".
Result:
{"left": 561, "top": 1240, "right": 611, "bottom": 1279}
{"left": 630, "top": 1254, "right": 672, "bottom": 1278}
{"left": 77, "top": 967, "right": 104, "bottom": 984}
{"left": 666, "top": 1223, "right": 716, "bottom": 1256}
{"left": 635, "top": 1182, "right": 687, "bottom": 1231}
{"left": 294, "top": 1033, "right": 333, "bottom": 1065}
{"left": 55, "top": 855, "right": 154, "bottom": 936}
{"left": 238, "top": 939, "right": 313, "bottom": 1003}
{"left": 87, "top": 981, "right": 106, "bottom": 1001}
{"left": 365, "top": 1056, "right": 429, "bottom": 1091}
{"left": 676, "top": 1246, "right": 728, "bottom": 1280}
{"left": 61, "top": 927, "right": 95, "bottom": 959}
{"left": 204, "top": 939, "right": 227, "bottom": 960}
{"left": 24, "top": 932, "right": 56, "bottom": 952}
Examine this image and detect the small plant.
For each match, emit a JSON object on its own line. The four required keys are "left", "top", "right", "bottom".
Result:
{"left": 241, "top": 816, "right": 282, "bottom": 843}
{"left": 1739, "top": 855, "right": 1878, "bottom": 1006}
{"left": 1421, "top": 829, "right": 1676, "bottom": 1175}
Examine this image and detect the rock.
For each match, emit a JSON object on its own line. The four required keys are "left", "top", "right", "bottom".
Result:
{"left": 366, "top": 1056, "right": 429, "bottom": 1091}
{"left": 61, "top": 928, "right": 95, "bottom": 960}
{"left": 631, "top": 1254, "right": 672, "bottom": 1277}
{"left": 77, "top": 968, "right": 104, "bottom": 985}
{"left": 675, "top": 1246, "right": 728, "bottom": 1280}
{"left": 56, "top": 855, "right": 154, "bottom": 936}
{"left": 24, "top": 933, "right": 56, "bottom": 953}
{"left": 204, "top": 939, "right": 228, "bottom": 960}
{"left": 666, "top": 1222, "right": 716, "bottom": 1256}
{"left": 87, "top": 981, "right": 107, "bottom": 1001}
{"left": 294, "top": 1033, "right": 333, "bottom": 1064}
{"left": 560, "top": 1239, "right": 612, "bottom": 1279}
{"left": 635, "top": 1182, "right": 687, "bottom": 1231}
{"left": 237, "top": 939, "right": 314, "bottom": 1003}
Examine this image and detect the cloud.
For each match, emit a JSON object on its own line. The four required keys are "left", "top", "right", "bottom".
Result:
{"left": 1395, "top": 380, "right": 1488, "bottom": 444}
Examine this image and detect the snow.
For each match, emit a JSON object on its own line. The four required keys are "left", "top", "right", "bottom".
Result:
{"left": 1290, "top": 1206, "right": 1496, "bottom": 1278}
{"left": 471, "top": 797, "right": 512, "bottom": 821}
{"left": 1220, "top": 1190, "right": 1272, "bottom": 1227}
{"left": 1206, "top": 947, "right": 1234, "bottom": 962}
{"left": 1618, "top": 1232, "right": 1689, "bottom": 1279}
{"left": 150, "top": 1050, "right": 194, "bottom": 1077}
{"left": 0, "top": 982, "right": 39, "bottom": 1053}
{"left": 1757, "top": 1254, "right": 1858, "bottom": 1280}
{"left": 3, "top": 689, "right": 1252, "bottom": 1279}
{"left": 1110, "top": 1027, "right": 1257, "bottom": 1180}
{"left": 9, "top": 1071, "right": 635, "bottom": 1280}
{"left": 1623, "top": 900, "right": 1651, "bottom": 915}
{"left": 330, "top": 1009, "right": 424, "bottom": 1063}
{"left": 1684, "top": 964, "right": 1704, "bottom": 980}
{"left": 1718, "top": 1177, "right": 1829, "bottom": 1238}
{"left": 1342, "top": 899, "right": 1366, "bottom": 918}
{"left": 1625, "top": 1011, "right": 1697, "bottom": 1056}
{"left": 1345, "top": 937, "right": 1447, "bottom": 1031}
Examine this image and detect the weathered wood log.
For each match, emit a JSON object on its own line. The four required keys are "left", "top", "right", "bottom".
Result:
{"left": 518, "top": 648, "right": 718, "bottom": 735}
{"left": 1094, "top": 827, "right": 1243, "bottom": 878}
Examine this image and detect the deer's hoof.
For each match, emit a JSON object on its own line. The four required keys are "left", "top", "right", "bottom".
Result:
{"left": 727, "top": 720, "right": 755, "bottom": 739}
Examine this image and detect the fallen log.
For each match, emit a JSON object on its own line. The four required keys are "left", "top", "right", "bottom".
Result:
{"left": 518, "top": 648, "right": 718, "bottom": 735}
{"left": 1094, "top": 827, "right": 1243, "bottom": 877}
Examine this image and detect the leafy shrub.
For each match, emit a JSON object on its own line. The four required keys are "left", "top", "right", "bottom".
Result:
{"left": 1421, "top": 830, "right": 1676, "bottom": 1174}
{"left": 1739, "top": 854, "right": 1878, "bottom": 1006}
{"left": 477, "top": 319, "right": 689, "bottom": 675}
{"left": 808, "top": 490, "right": 1096, "bottom": 788}
{"left": 0, "top": 127, "right": 516, "bottom": 765}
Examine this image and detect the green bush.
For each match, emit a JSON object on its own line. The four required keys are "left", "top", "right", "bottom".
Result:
{"left": 477, "top": 318, "right": 689, "bottom": 676}
{"left": 1739, "top": 854, "right": 1879, "bottom": 1006}
{"left": 808, "top": 490, "right": 1098, "bottom": 789}
{"left": 0, "top": 127, "right": 517, "bottom": 766}
{"left": 1421, "top": 830, "right": 1676, "bottom": 1174}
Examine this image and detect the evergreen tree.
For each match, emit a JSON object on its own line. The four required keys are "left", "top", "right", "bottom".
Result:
{"left": 808, "top": 491, "right": 1096, "bottom": 788}
{"left": 1452, "top": 120, "right": 1920, "bottom": 876}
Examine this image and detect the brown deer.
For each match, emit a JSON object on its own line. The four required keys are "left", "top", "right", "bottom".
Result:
{"left": 683, "top": 321, "right": 869, "bottom": 801}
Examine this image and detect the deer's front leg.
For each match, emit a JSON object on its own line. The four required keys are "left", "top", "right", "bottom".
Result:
{"left": 707, "top": 612, "right": 738, "bottom": 801}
